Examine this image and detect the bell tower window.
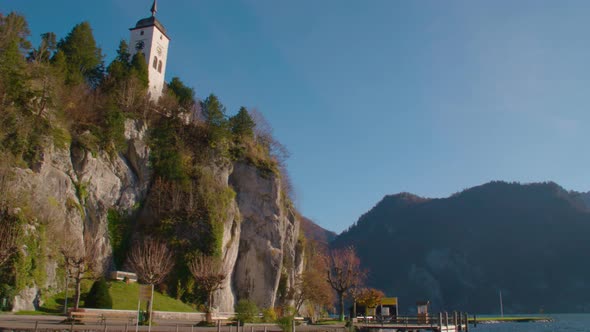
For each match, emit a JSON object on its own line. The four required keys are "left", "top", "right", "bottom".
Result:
{"left": 158, "top": 60, "right": 163, "bottom": 73}
{"left": 153, "top": 56, "right": 158, "bottom": 69}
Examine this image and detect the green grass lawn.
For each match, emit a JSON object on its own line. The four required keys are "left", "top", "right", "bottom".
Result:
{"left": 109, "top": 282, "right": 194, "bottom": 312}
{"left": 33, "top": 281, "right": 194, "bottom": 314}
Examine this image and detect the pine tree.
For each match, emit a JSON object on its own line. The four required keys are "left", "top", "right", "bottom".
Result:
{"left": 129, "top": 53, "right": 149, "bottom": 89}
{"left": 167, "top": 77, "right": 195, "bottom": 108}
{"left": 56, "top": 21, "right": 104, "bottom": 87}
{"left": 0, "top": 13, "right": 31, "bottom": 104}
{"left": 105, "top": 40, "right": 132, "bottom": 86}
{"left": 201, "top": 94, "right": 230, "bottom": 146}
{"left": 230, "top": 107, "right": 255, "bottom": 139}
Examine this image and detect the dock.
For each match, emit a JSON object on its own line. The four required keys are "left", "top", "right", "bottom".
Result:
{"left": 357, "top": 312, "right": 470, "bottom": 332}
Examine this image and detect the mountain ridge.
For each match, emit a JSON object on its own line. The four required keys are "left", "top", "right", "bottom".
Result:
{"left": 333, "top": 180, "right": 590, "bottom": 313}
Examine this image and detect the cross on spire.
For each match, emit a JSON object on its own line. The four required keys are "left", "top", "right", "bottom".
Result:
{"left": 151, "top": 0, "right": 158, "bottom": 17}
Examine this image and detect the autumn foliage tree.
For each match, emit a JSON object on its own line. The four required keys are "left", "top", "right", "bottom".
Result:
{"left": 355, "top": 288, "right": 385, "bottom": 317}
{"left": 293, "top": 252, "right": 335, "bottom": 322}
{"left": 326, "top": 246, "right": 366, "bottom": 321}
{"left": 188, "top": 253, "right": 226, "bottom": 323}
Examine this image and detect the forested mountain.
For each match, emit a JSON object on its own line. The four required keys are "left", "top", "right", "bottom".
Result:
{"left": 332, "top": 181, "right": 590, "bottom": 314}
{"left": 300, "top": 216, "right": 336, "bottom": 247}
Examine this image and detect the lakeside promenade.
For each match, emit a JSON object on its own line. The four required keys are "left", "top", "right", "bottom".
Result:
{"left": 0, "top": 314, "right": 346, "bottom": 332}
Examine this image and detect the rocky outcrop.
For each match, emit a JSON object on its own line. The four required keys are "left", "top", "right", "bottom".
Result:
{"left": 229, "top": 162, "right": 302, "bottom": 309}
{"left": 9, "top": 119, "right": 150, "bottom": 310}
{"left": 9, "top": 119, "right": 303, "bottom": 313}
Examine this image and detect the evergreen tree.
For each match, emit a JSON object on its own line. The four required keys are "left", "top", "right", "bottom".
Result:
{"left": 56, "top": 21, "right": 104, "bottom": 87}
{"left": 50, "top": 49, "right": 67, "bottom": 80}
{"left": 0, "top": 12, "right": 31, "bottom": 52}
{"left": 230, "top": 107, "right": 255, "bottom": 139}
{"left": 0, "top": 13, "right": 31, "bottom": 104}
{"left": 105, "top": 40, "right": 131, "bottom": 85}
{"left": 129, "top": 53, "right": 149, "bottom": 89}
{"left": 202, "top": 94, "right": 227, "bottom": 127}
{"left": 85, "top": 278, "right": 113, "bottom": 309}
{"left": 115, "top": 40, "right": 131, "bottom": 64}
{"left": 102, "top": 41, "right": 147, "bottom": 109}
{"left": 201, "top": 94, "right": 230, "bottom": 146}
{"left": 167, "top": 77, "right": 195, "bottom": 108}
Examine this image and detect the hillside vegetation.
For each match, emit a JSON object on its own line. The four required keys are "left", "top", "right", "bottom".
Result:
{"left": 0, "top": 12, "right": 301, "bottom": 313}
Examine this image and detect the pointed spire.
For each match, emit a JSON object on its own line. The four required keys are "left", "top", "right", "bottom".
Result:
{"left": 151, "top": 0, "right": 158, "bottom": 17}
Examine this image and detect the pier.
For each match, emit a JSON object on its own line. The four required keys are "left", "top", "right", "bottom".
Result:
{"left": 357, "top": 312, "right": 470, "bottom": 332}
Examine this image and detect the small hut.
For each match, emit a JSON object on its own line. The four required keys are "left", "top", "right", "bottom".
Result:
{"left": 416, "top": 301, "right": 430, "bottom": 324}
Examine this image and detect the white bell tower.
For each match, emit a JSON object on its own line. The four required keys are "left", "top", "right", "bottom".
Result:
{"left": 129, "top": 0, "right": 170, "bottom": 101}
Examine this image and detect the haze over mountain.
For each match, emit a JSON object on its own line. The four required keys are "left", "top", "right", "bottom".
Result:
{"left": 300, "top": 216, "right": 336, "bottom": 247}
{"left": 332, "top": 181, "right": 590, "bottom": 314}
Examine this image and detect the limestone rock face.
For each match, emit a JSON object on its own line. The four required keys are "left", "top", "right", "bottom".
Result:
{"left": 229, "top": 162, "right": 301, "bottom": 309}
{"left": 207, "top": 162, "right": 241, "bottom": 313}
{"left": 9, "top": 119, "right": 150, "bottom": 310}
{"left": 9, "top": 120, "right": 303, "bottom": 313}
{"left": 12, "top": 287, "right": 41, "bottom": 312}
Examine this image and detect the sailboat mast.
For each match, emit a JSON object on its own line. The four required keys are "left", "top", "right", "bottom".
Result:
{"left": 499, "top": 290, "right": 504, "bottom": 317}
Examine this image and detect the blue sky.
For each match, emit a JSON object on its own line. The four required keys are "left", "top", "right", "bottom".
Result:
{"left": 4, "top": 0, "right": 590, "bottom": 233}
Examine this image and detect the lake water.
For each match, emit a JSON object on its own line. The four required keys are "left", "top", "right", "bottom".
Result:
{"left": 472, "top": 314, "right": 590, "bottom": 332}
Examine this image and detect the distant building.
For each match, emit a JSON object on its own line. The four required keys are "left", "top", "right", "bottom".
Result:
{"left": 353, "top": 297, "right": 399, "bottom": 319}
{"left": 129, "top": 0, "right": 170, "bottom": 101}
{"left": 110, "top": 271, "right": 138, "bottom": 283}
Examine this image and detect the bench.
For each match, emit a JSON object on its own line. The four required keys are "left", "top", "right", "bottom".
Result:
{"left": 70, "top": 312, "right": 104, "bottom": 324}
{"left": 70, "top": 311, "right": 137, "bottom": 325}
{"left": 101, "top": 312, "right": 137, "bottom": 325}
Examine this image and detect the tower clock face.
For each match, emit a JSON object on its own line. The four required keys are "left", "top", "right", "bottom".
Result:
{"left": 135, "top": 40, "right": 145, "bottom": 51}
{"left": 156, "top": 46, "right": 163, "bottom": 56}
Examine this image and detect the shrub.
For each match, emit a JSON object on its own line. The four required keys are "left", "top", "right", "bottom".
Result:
{"left": 261, "top": 307, "right": 277, "bottom": 323}
{"left": 85, "top": 278, "right": 112, "bottom": 309}
{"left": 234, "top": 299, "right": 259, "bottom": 323}
{"left": 277, "top": 316, "right": 293, "bottom": 332}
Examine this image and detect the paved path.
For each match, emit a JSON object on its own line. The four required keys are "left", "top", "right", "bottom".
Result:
{"left": 0, "top": 314, "right": 346, "bottom": 332}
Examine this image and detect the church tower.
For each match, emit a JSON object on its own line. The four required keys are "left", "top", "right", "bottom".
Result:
{"left": 129, "top": 0, "right": 170, "bottom": 101}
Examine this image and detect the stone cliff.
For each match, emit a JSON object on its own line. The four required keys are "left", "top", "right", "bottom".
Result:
{"left": 7, "top": 119, "right": 303, "bottom": 312}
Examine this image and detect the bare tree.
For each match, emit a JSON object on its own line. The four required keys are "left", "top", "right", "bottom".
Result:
{"left": 127, "top": 238, "right": 174, "bottom": 285}
{"left": 326, "top": 246, "right": 366, "bottom": 321}
{"left": 0, "top": 207, "right": 20, "bottom": 267}
{"left": 250, "top": 109, "right": 290, "bottom": 165}
{"left": 60, "top": 241, "right": 97, "bottom": 311}
{"left": 188, "top": 253, "right": 226, "bottom": 323}
{"left": 127, "top": 238, "right": 174, "bottom": 323}
{"left": 249, "top": 109, "right": 295, "bottom": 200}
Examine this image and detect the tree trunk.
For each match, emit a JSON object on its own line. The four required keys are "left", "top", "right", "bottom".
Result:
{"left": 206, "top": 292, "right": 213, "bottom": 323}
{"left": 338, "top": 292, "right": 345, "bottom": 322}
{"left": 146, "top": 299, "right": 152, "bottom": 324}
{"left": 74, "top": 278, "right": 81, "bottom": 310}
